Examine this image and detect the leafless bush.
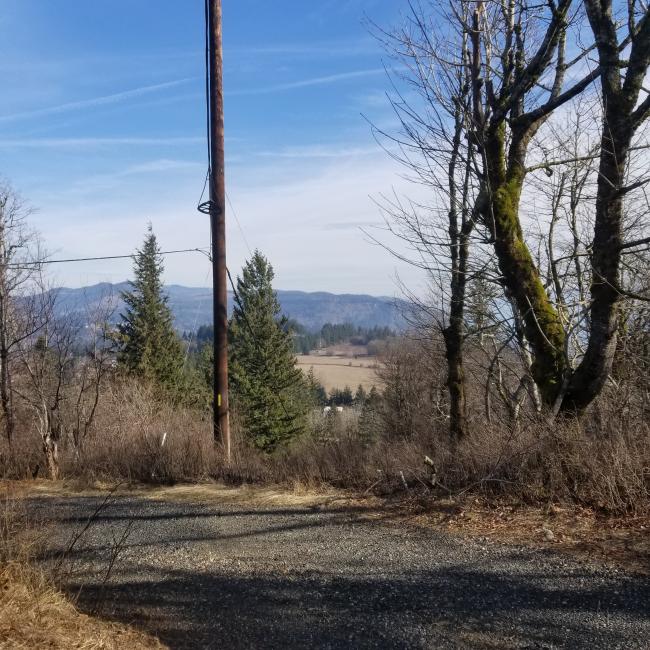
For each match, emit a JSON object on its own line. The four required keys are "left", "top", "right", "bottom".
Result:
{"left": 0, "top": 398, "right": 43, "bottom": 479}
{"left": 211, "top": 408, "right": 647, "bottom": 515}
{"left": 71, "top": 379, "right": 215, "bottom": 483}
{"left": 2, "top": 357, "right": 646, "bottom": 514}
{"left": 377, "top": 337, "right": 448, "bottom": 437}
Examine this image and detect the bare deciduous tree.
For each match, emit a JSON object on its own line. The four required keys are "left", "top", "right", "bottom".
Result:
{"left": 563, "top": 0, "right": 650, "bottom": 409}
{"left": 370, "top": 2, "right": 481, "bottom": 438}
{"left": 378, "top": 0, "right": 650, "bottom": 424}
{"left": 0, "top": 181, "right": 48, "bottom": 444}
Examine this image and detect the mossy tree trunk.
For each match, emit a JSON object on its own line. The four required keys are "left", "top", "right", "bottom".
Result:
{"left": 464, "top": 1, "right": 577, "bottom": 407}
{"left": 563, "top": 1, "right": 650, "bottom": 410}
{"left": 380, "top": 0, "right": 649, "bottom": 419}
{"left": 469, "top": 0, "right": 650, "bottom": 412}
{"left": 482, "top": 126, "right": 567, "bottom": 404}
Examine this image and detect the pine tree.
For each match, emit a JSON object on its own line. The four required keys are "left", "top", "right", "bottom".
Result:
{"left": 229, "top": 251, "right": 308, "bottom": 452}
{"left": 117, "top": 225, "right": 184, "bottom": 393}
{"left": 354, "top": 384, "right": 368, "bottom": 406}
{"left": 306, "top": 367, "right": 328, "bottom": 407}
{"left": 466, "top": 275, "right": 499, "bottom": 343}
{"left": 358, "top": 386, "right": 383, "bottom": 444}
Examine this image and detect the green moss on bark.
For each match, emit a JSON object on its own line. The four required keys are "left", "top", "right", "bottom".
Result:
{"left": 491, "top": 168, "right": 567, "bottom": 404}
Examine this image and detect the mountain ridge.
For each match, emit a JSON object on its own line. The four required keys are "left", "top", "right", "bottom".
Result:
{"left": 50, "top": 282, "right": 406, "bottom": 332}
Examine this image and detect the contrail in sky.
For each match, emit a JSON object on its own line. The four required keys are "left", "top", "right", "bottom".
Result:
{"left": 0, "top": 78, "right": 195, "bottom": 123}
{"left": 228, "top": 68, "right": 386, "bottom": 96}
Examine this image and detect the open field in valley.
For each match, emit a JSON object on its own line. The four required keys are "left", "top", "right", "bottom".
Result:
{"left": 296, "top": 355, "right": 381, "bottom": 392}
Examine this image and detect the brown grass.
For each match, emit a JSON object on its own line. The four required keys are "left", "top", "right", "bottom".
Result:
{"left": 0, "top": 484, "right": 166, "bottom": 650}
{"left": 0, "top": 562, "right": 166, "bottom": 650}
{"left": 296, "top": 354, "right": 381, "bottom": 391}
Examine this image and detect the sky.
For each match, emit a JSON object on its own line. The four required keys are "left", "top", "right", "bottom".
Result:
{"left": 0, "top": 0, "right": 429, "bottom": 296}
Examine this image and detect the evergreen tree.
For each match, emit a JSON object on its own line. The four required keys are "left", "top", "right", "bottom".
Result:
{"left": 306, "top": 367, "right": 328, "bottom": 407}
{"left": 466, "top": 275, "right": 499, "bottom": 342}
{"left": 117, "top": 225, "right": 184, "bottom": 393}
{"left": 329, "top": 385, "right": 354, "bottom": 407}
{"left": 229, "top": 251, "right": 308, "bottom": 452}
{"left": 358, "top": 386, "right": 383, "bottom": 444}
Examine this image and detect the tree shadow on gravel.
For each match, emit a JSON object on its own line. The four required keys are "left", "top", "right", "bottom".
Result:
{"left": 33, "top": 506, "right": 377, "bottom": 564}
{"left": 64, "top": 561, "right": 650, "bottom": 650}
{"left": 27, "top": 496, "right": 650, "bottom": 649}
{"left": 27, "top": 495, "right": 378, "bottom": 525}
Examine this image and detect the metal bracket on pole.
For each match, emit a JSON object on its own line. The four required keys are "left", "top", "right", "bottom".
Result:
{"left": 197, "top": 200, "right": 222, "bottom": 216}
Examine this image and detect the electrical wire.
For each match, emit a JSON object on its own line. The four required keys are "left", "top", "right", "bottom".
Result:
{"left": 204, "top": 0, "right": 212, "bottom": 173}
{"left": 200, "top": 0, "right": 251, "bottom": 259}
{"left": 5, "top": 248, "right": 210, "bottom": 269}
{"left": 226, "top": 191, "right": 253, "bottom": 256}
{"left": 200, "top": 2, "right": 299, "bottom": 430}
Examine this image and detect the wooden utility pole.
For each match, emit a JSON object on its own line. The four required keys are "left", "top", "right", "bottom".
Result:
{"left": 207, "top": 0, "right": 230, "bottom": 459}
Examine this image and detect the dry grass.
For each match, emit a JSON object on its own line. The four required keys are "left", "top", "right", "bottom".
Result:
{"left": 296, "top": 354, "right": 381, "bottom": 391}
{"left": 368, "top": 496, "right": 650, "bottom": 575}
{"left": 0, "top": 484, "right": 166, "bottom": 650}
{"left": 0, "top": 562, "right": 166, "bottom": 650}
{"left": 3, "top": 478, "right": 350, "bottom": 509}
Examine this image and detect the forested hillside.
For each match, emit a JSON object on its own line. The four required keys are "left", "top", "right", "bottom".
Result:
{"left": 48, "top": 283, "right": 405, "bottom": 333}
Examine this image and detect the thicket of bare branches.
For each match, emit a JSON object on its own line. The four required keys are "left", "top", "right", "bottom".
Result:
{"left": 371, "top": 0, "right": 650, "bottom": 436}
{"left": 0, "top": 181, "right": 117, "bottom": 480}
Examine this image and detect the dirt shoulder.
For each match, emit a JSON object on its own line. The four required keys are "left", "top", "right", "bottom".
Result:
{"left": 375, "top": 495, "right": 649, "bottom": 576}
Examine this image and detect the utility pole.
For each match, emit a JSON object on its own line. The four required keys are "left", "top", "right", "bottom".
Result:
{"left": 207, "top": 0, "right": 230, "bottom": 459}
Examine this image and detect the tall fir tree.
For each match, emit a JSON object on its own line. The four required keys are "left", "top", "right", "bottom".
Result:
{"left": 229, "top": 250, "right": 308, "bottom": 452}
{"left": 117, "top": 225, "right": 184, "bottom": 393}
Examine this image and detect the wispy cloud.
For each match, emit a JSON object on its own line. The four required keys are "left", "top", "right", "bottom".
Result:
{"left": 255, "top": 145, "right": 381, "bottom": 159}
{"left": 118, "top": 159, "right": 204, "bottom": 176}
{"left": 70, "top": 159, "right": 204, "bottom": 193}
{"left": 228, "top": 68, "right": 385, "bottom": 96}
{"left": 0, "top": 78, "right": 195, "bottom": 123}
{"left": 0, "top": 136, "right": 203, "bottom": 149}
{"left": 228, "top": 40, "right": 379, "bottom": 58}
{"left": 320, "top": 220, "right": 381, "bottom": 231}
{"left": 32, "top": 158, "right": 206, "bottom": 203}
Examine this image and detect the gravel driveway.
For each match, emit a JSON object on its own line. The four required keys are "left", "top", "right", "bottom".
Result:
{"left": 28, "top": 492, "right": 649, "bottom": 650}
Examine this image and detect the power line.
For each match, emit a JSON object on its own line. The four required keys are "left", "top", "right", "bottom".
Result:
{"left": 182, "top": 266, "right": 213, "bottom": 372}
{"left": 226, "top": 190, "right": 253, "bottom": 256}
{"left": 6, "top": 248, "right": 210, "bottom": 268}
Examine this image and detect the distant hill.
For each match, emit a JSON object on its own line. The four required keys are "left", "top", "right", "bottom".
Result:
{"left": 49, "top": 283, "right": 406, "bottom": 333}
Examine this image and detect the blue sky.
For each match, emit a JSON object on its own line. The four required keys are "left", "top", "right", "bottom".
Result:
{"left": 0, "top": 0, "right": 426, "bottom": 295}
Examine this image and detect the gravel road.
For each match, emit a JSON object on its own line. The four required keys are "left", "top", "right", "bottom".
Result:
{"left": 29, "top": 493, "right": 649, "bottom": 650}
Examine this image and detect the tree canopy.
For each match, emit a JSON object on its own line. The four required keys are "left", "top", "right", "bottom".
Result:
{"left": 229, "top": 250, "right": 308, "bottom": 452}
{"left": 117, "top": 225, "right": 184, "bottom": 393}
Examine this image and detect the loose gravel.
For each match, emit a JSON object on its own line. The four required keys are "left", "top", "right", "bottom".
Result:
{"left": 28, "top": 494, "right": 649, "bottom": 650}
